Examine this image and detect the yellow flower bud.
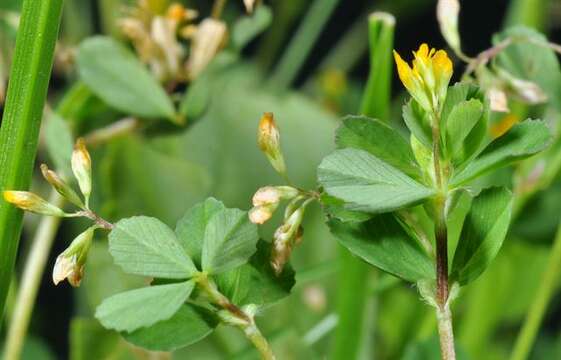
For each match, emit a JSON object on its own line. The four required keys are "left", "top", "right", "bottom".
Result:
{"left": 71, "top": 138, "right": 92, "bottom": 207}
{"left": 257, "top": 113, "right": 287, "bottom": 177}
{"left": 393, "top": 44, "right": 453, "bottom": 112}
{"left": 41, "top": 164, "right": 84, "bottom": 208}
{"left": 3, "top": 191, "right": 67, "bottom": 217}
{"left": 53, "top": 227, "right": 95, "bottom": 287}
{"left": 166, "top": 3, "right": 198, "bottom": 22}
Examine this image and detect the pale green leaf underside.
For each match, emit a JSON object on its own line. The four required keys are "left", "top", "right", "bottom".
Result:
{"left": 318, "top": 148, "right": 435, "bottom": 213}
{"left": 452, "top": 187, "right": 513, "bottom": 285}
{"left": 329, "top": 214, "right": 434, "bottom": 282}
{"left": 335, "top": 115, "right": 420, "bottom": 179}
{"left": 109, "top": 216, "right": 197, "bottom": 279}
{"left": 77, "top": 36, "right": 176, "bottom": 121}
{"left": 124, "top": 304, "right": 218, "bottom": 351}
{"left": 451, "top": 120, "right": 551, "bottom": 186}
{"left": 202, "top": 208, "right": 259, "bottom": 274}
{"left": 95, "top": 281, "right": 195, "bottom": 333}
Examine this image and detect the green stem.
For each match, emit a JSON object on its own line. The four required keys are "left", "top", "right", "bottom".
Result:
{"left": 268, "top": 0, "right": 340, "bottom": 89}
{"left": 3, "top": 190, "right": 63, "bottom": 360}
{"left": 243, "top": 322, "right": 276, "bottom": 360}
{"left": 330, "top": 13, "right": 394, "bottom": 359}
{"left": 211, "top": 0, "right": 228, "bottom": 19}
{"left": 196, "top": 273, "right": 275, "bottom": 359}
{"left": 0, "top": 0, "right": 64, "bottom": 320}
{"left": 434, "top": 207, "right": 456, "bottom": 360}
{"left": 436, "top": 302, "right": 456, "bottom": 360}
{"left": 510, "top": 225, "right": 561, "bottom": 360}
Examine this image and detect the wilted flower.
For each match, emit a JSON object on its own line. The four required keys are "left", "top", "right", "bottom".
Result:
{"left": 120, "top": 1, "right": 197, "bottom": 81}
{"left": 271, "top": 203, "right": 308, "bottom": 275}
{"left": 71, "top": 138, "right": 92, "bottom": 207}
{"left": 393, "top": 44, "right": 453, "bottom": 112}
{"left": 488, "top": 87, "right": 509, "bottom": 113}
{"left": 437, "top": 0, "right": 462, "bottom": 57}
{"left": 53, "top": 226, "right": 95, "bottom": 287}
{"left": 257, "top": 113, "right": 287, "bottom": 177}
{"left": 40, "top": 164, "right": 84, "bottom": 208}
{"left": 3, "top": 191, "right": 67, "bottom": 217}
{"left": 185, "top": 18, "right": 227, "bottom": 80}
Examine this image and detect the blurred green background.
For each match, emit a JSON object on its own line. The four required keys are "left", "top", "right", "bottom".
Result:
{"left": 1, "top": 0, "right": 561, "bottom": 359}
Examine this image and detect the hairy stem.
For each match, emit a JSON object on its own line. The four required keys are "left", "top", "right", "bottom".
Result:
{"left": 510, "top": 225, "right": 561, "bottom": 360}
{"left": 437, "top": 302, "right": 456, "bottom": 360}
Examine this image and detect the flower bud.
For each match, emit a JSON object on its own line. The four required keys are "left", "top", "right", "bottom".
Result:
{"left": 257, "top": 113, "right": 287, "bottom": 177}
{"left": 488, "top": 87, "right": 509, "bottom": 113}
{"left": 53, "top": 226, "right": 95, "bottom": 287}
{"left": 3, "top": 191, "right": 67, "bottom": 217}
{"left": 437, "top": 0, "right": 462, "bottom": 57}
{"left": 166, "top": 3, "right": 198, "bottom": 22}
{"left": 185, "top": 18, "right": 227, "bottom": 80}
{"left": 496, "top": 68, "right": 548, "bottom": 105}
{"left": 41, "top": 164, "right": 84, "bottom": 208}
{"left": 249, "top": 205, "right": 275, "bottom": 224}
{"left": 271, "top": 205, "right": 306, "bottom": 275}
{"left": 252, "top": 186, "right": 299, "bottom": 206}
{"left": 71, "top": 138, "right": 92, "bottom": 207}
{"left": 243, "top": 0, "right": 257, "bottom": 13}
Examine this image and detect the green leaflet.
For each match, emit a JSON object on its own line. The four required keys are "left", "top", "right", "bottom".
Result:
{"left": 402, "top": 99, "right": 432, "bottom": 149}
{"left": 77, "top": 36, "right": 177, "bottom": 122}
{"left": 441, "top": 83, "right": 488, "bottom": 167}
{"left": 450, "top": 120, "right": 552, "bottom": 186}
{"left": 444, "top": 99, "right": 484, "bottom": 159}
{"left": 335, "top": 115, "right": 421, "bottom": 179}
{"left": 451, "top": 187, "right": 513, "bottom": 285}
{"left": 329, "top": 214, "right": 434, "bottom": 282}
{"left": 202, "top": 207, "right": 259, "bottom": 274}
{"left": 175, "top": 198, "right": 225, "bottom": 268}
{"left": 95, "top": 281, "right": 195, "bottom": 333}
{"left": 124, "top": 304, "right": 218, "bottom": 352}
{"left": 215, "top": 240, "right": 295, "bottom": 307}
{"left": 109, "top": 216, "right": 197, "bottom": 279}
{"left": 318, "top": 148, "right": 435, "bottom": 214}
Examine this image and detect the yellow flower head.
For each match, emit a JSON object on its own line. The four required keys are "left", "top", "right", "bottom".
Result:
{"left": 393, "top": 43, "right": 453, "bottom": 112}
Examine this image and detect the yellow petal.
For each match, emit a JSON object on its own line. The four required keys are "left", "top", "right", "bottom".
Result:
{"left": 393, "top": 50, "right": 414, "bottom": 89}
{"left": 415, "top": 43, "right": 430, "bottom": 61}
{"left": 432, "top": 50, "right": 453, "bottom": 76}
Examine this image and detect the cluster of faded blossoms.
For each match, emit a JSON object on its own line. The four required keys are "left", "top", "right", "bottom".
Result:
{"left": 120, "top": 0, "right": 259, "bottom": 83}
{"left": 4, "top": 140, "right": 113, "bottom": 287}
{"left": 248, "top": 113, "right": 317, "bottom": 275}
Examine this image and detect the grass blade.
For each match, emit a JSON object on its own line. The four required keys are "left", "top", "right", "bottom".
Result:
{"left": 0, "top": 0, "right": 64, "bottom": 319}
